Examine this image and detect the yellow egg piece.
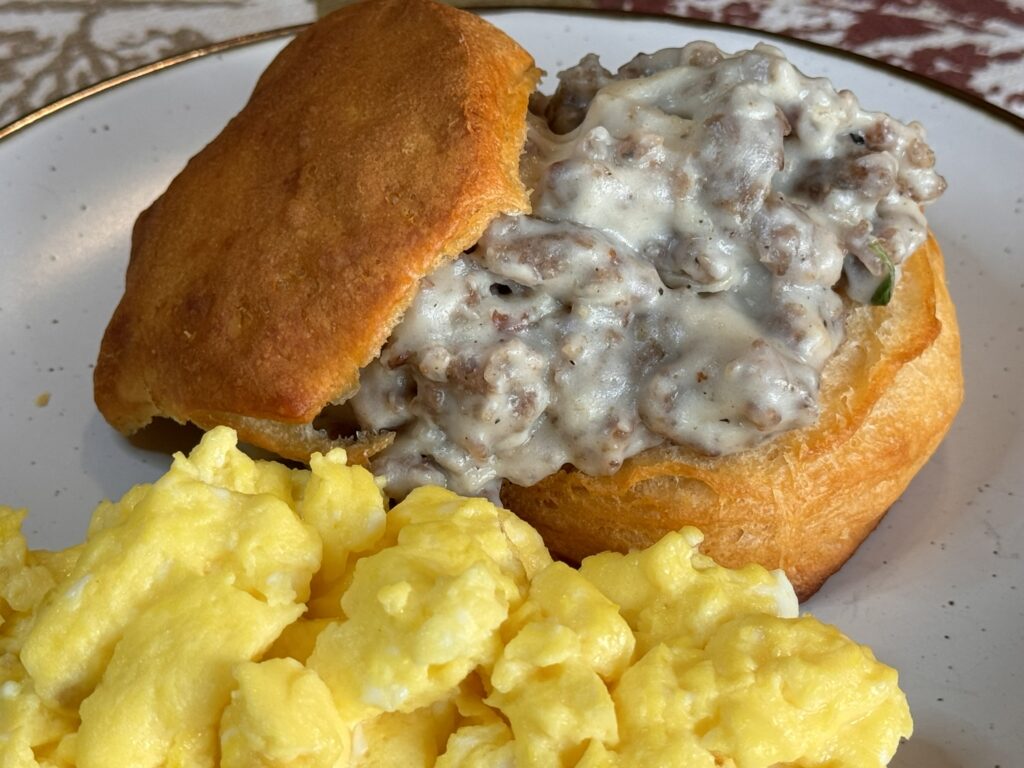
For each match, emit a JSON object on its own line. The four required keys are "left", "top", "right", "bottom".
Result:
{"left": 351, "top": 703, "right": 456, "bottom": 768}
{"left": 75, "top": 575, "right": 302, "bottom": 768}
{"left": 308, "top": 486, "right": 551, "bottom": 723}
{"left": 220, "top": 657, "right": 349, "bottom": 768}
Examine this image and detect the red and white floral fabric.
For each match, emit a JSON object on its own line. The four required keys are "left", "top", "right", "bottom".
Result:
{"left": 2, "top": 0, "right": 1022, "bottom": 127}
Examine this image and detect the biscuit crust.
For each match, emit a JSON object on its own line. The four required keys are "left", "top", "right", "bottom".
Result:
{"left": 94, "top": 0, "right": 539, "bottom": 459}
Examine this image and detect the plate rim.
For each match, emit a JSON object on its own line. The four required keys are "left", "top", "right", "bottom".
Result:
{"left": 1, "top": 2, "right": 1022, "bottom": 143}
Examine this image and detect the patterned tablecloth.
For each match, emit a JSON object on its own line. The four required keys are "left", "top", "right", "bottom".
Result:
{"left": 2, "top": 0, "right": 1023, "bottom": 129}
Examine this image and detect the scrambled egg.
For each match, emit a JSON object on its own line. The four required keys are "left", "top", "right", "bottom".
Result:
{"left": 0, "top": 427, "right": 911, "bottom": 767}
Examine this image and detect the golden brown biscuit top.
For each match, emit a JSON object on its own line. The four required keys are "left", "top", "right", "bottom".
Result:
{"left": 94, "top": 0, "right": 538, "bottom": 450}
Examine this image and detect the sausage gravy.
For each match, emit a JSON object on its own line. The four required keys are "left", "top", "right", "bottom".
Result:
{"left": 348, "top": 42, "right": 945, "bottom": 498}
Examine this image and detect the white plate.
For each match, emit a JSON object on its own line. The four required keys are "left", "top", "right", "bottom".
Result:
{"left": 1, "top": 10, "right": 1021, "bottom": 766}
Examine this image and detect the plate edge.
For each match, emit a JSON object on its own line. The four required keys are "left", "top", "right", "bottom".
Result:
{"left": 0, "top": 26, "right": 305, "bottom": 142}
{"left": 1, "top": 4, "right": 1020, "bottom": 143}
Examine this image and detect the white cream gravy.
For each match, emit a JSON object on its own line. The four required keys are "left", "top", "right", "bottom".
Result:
{"left": 348, "top": 42, "right": 945, "bottom": 498}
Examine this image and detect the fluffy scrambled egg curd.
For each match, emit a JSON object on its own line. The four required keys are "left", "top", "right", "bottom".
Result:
{"left": 0, "top": 427, "right": 911, "bottom": 767}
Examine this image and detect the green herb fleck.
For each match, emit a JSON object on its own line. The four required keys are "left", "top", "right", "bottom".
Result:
{"left": 869, "top": 241, "right": 894, "bottom": 306}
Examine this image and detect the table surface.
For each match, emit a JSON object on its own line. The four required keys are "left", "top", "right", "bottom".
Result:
{"left": 1, "top": 0, "right": 1023, "bottom": 129}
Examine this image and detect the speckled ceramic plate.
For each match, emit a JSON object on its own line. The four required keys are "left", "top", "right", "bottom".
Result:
{"left": 1, "top": 10, "right": 1021, "bottom": 767}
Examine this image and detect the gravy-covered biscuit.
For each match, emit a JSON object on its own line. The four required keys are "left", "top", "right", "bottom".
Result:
{"left": 503, "top": 235, "right": 962, "bottom": 598}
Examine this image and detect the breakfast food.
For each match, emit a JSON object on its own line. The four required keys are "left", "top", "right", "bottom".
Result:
{"left": 94, "top": 0, "right": 540, "bottom": 463}
{"left": 503, "top": 233, "right": 960, "bottom": 598}
{"left": 93, "top": 0, "right": 963, "bottom": 597}
{"left": 0, "top": 427, "right": 912, "bottom": 767}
